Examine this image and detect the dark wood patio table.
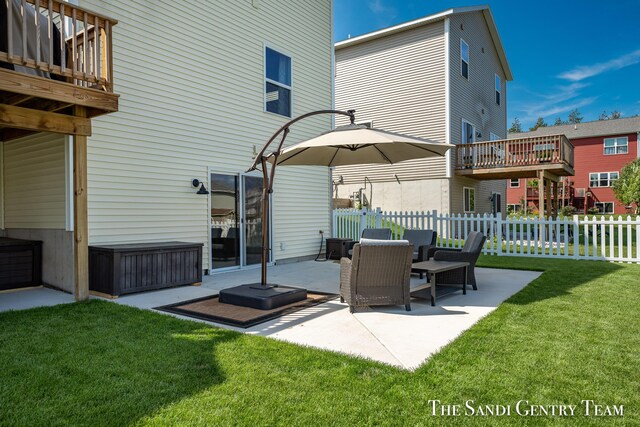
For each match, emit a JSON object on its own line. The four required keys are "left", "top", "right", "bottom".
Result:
{"left": 410, "top": 260, "right": 469, "bottom": 306}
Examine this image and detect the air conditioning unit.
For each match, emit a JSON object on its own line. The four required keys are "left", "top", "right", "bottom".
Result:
{"left": 575, "top": 188, "right": 586, "bottom": 198}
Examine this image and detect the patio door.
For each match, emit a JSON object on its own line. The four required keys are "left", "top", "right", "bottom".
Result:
{"left": 210, "top": 173, "right": 268, "bottom": 271}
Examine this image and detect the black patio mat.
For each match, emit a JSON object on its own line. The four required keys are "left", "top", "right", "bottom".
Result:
{"left": 154, "top": 291, "right": 338, "bottom": 329}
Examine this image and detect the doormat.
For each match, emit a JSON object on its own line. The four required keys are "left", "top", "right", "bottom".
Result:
{"left": 154, "top": 291, "right": 339, "bottom": 328}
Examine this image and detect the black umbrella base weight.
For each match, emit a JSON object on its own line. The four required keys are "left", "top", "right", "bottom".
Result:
{"left": 218, "top": 284, "right": 308, "bottom": 310}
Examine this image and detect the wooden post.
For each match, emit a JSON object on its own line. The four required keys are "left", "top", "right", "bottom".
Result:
{"left": 553, "top": 180, "right": 559, "bottom": 218}
{"left": 73, "top": 106, "right": 89, "bottom": 301}
{"left": 538, "top": 170, "right": 545, "bottom": 219}
{"left": 545, "top": 174, "right": 551, "bottom": 219}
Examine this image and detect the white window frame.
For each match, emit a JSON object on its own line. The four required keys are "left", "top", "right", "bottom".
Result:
{"left": 461, "top": 119, "right": 476, "bottom": 144}
{"left": 495, "top": 74, "right": 501, "bottom": 105}
{"left": 594, "top": 202, "right": 614, "bottom": 214}
{"left": 507, "top": 204, "right": 522, "bottom": 213}
{"left": 490, "top": 132, "right": 500, "bottom": 141}
{"left": 263, "top": 43, "right": 293, "bottom": 118}
{"left": 463, "top": 187, "right": 475, "bottom": 213}
{"left": 460, "top": 38, "right": 469, "bottom": 79}
{"left": 492, "top": 191, "right": 502, "bottom": 214}
{"left": 589, "top": 172, "right": 619, "bottom": 188}
{"left": 603, "top": 137, "right": 628, "bottom": 155}
{"left": 509, "top": 178, "right": 520, "bottom": 188}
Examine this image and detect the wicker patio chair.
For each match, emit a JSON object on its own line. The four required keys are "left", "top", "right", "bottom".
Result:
{"left": 346, "top": 228, "right": 392, "bottom": 257}
{"left": 340, "top": 239, "right": 413, "bottom": 313}
{"left": 402, "top": 229, "right": 437, "bottom": 279}
{"left": 424, "top": 231, "right": 486, "bottom": 290}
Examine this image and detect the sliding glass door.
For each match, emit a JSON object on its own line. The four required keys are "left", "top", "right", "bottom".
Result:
{"left": 210, "top": 173, "right": 267, "bottom": 271}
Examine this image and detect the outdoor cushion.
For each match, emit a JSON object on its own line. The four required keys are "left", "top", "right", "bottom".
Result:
{"left": 359, "top": 238, "right": 409, "bottom": 246}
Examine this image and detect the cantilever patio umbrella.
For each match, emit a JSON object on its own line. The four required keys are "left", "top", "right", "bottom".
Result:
{"left": 218, "top": 110, "right": 453, "bottom": 310}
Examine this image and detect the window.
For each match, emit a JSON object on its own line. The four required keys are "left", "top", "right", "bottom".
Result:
{"left": 509, "top": 178, "right": 520, "bottom": 188}
{"left": 491, "top": 192, "right": 502, "bottom": 215}
{"left": 589, "top": 172, "right": 619, "bottom": 187}
{"left": 594, "top": 202, "right": 614, "bottom": 214}
{"left": 603, "top": 137, "right": 628, "bottom": 155}
{"left": 507, "top": 204, "right": 522, "bottom": 214}
{"left": 490, "top": 133, "right": 500, "bottom": 141}
{"left": 495, "top": 74, "right": 501, "bottom": 105}
{"left": 265, "top": 46, "right": 292, "bottom": 117}
{"left": 463, "top": 187, "right": 475, "bottom": 212}
{"left": 460, "top": 39, "right": 469, "bottom": 79}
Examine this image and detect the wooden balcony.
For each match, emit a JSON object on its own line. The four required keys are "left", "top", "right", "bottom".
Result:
{"left": 526, "top": 186, "right": 573, "bottom": 200}
{"left": 455, "top": 135, "right": 574, "bottom": 180}
{"left": 1, "top": 0, "right": 119, "bottom": 142}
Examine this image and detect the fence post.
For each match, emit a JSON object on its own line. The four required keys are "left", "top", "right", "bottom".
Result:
{"left": 496, "top": 214, "right": 503, "bottom": 256}
{"left": 359, "top": 208, "right": 367, "bottom": 236}
{"left": 375, "top": 207, "right": 382, "bottom": 228}
{"left": 573, "top": 214, "right": 580, "bottom": 260}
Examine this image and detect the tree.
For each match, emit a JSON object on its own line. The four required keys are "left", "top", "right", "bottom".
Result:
{"left": 529, "top": 117, "right": 547, "bottom": 131}
{"left": 598, "top": 111, "right": 609, "bottom": 120}
{"left": 567, "top": 108, "right": 583, "bottom": 124}
{"left": 553, "top": 117, "right": 568, "bottom": 126}
{"left": 508, "top": 117, "right": 522, "bottom": 133}
{"left": 612, "top": 159, "right": 640, "bottom": 214}
{"left": 610, "top": 110, "right": 622, "bottom": 120}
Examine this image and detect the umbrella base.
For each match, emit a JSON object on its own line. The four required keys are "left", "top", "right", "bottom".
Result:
{"left": 218, "top": 284, "right": 307, "bottom": 310}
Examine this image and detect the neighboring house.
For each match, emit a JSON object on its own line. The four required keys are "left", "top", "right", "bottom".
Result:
{"left": 507, "top": 117, "right": 640, "bottom": 214}
{"left": 334, "top": 6, "right": 512, "bottom": 216}
{"left": 0, "top": 0, "right": 333, "bottom": 297}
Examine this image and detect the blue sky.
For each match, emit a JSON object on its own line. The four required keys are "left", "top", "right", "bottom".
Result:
{"left": 334, "top": 0, "right": 640, "bottom": 129}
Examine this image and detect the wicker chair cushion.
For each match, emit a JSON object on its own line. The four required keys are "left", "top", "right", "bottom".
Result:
{"left": 359, "top": 238, "right": 409, "bottom": 246}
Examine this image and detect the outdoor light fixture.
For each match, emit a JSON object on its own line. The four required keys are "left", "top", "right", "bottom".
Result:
{"left": 192, "top": 179, "right": 210, "bottom": 195}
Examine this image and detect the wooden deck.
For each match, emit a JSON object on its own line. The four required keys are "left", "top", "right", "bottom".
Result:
{"left": 1, "top": 0, "right": 118, "bottom": 142}
{"left": 454, "top": 135, "right": 574, "bottom": 180}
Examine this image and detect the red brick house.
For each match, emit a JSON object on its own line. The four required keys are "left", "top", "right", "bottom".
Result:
{"left": 507, "top": 117, "right": 640, "bottom": 214}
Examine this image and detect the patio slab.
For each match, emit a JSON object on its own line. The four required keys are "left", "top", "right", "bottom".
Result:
{"left": 112, "top": 261, "right": 541, "bottom": 370}
{"left": 0, "top": 287, "right": 75, "bottom": 312}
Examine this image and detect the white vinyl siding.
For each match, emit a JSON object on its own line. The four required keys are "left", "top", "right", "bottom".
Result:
{"left": 2, "top": 133, "right": 66, "bottom": 229}
{"left": 80, "top": 0, "right": 333, "bottom": 268}
{"left": 449, "top": 11, "right": 507, "bottom": 215}
{"left": 335, "top": 21, "right": 447, "bottom": 185}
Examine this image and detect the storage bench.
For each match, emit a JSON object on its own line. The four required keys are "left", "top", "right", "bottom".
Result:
{"left": 0, "top": 237, "right": 42, "bottom": 291}
{"left": 89, "top": 241, "right": 203, "bottom": 297}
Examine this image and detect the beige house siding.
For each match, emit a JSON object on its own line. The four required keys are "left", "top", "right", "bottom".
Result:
{"left": 334, "top": 21, "right": 447, "bottom": 185}
{"left": 2, "top": 133, "right": 66, "bottom": 229}
{"left": 80, "top": 0, "right": 333, "bottom": 268}
{"left": 448, "top": 11, "right": 507, "bottom": 215}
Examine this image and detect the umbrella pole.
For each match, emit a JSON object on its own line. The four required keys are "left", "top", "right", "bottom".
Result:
{"left": 260, "top": 156, "right": 270, "bottom": 287}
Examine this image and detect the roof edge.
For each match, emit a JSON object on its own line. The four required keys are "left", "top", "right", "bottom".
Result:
{"left": 335, "top": 5, "right": 512, "bottom": 81}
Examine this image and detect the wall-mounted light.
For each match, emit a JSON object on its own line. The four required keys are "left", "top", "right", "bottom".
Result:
{"left": 192, "top": 179, "right": 210, "bottom": 195}
{"left": 476, "top": 131, "right": 483, "bottom": 138}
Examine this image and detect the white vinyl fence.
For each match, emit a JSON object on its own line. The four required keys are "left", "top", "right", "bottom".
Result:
{"left": 332, "top": 208, "right": 640, "bottom": 263}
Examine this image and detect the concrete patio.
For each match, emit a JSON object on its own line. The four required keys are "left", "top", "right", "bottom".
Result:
{"left": 0, "top": 261, "right": 541, "bottom": 370}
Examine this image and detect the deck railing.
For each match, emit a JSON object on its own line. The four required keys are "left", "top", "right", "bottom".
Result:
{"left": 1, "top": 0, "right": 117, "bottom": 91}
{"left": 455, "top": 135, "right": 574, "bottom": 170}
{"left": 526, "top": 186, "right": 574, "bottom": 200}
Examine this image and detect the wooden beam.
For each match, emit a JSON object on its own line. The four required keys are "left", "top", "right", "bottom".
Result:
{"left": 553, "top": 181, "right": 559, "bottom": 218}
{"left": 73, "top": 106, "right": 89, "bottom": 301}
{"left": 0, "top": 104, "right": 91, "bottom": 136}
{"left": 545, "top": 175, "right": 551, "bottom": 219}
{"left": 0, "top": 69, "right": 118, "bottom": 113}
{"left": 538, "top": 170, "right": 545, "bottom": 219}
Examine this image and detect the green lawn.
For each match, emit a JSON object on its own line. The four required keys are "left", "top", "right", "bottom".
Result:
{"left": 1, "top": 257, "right": 639, "bottom": 425}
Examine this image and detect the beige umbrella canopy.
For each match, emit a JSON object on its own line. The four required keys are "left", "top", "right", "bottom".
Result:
{"left": 271, "top": 123, "right": 452, "bottom": 166}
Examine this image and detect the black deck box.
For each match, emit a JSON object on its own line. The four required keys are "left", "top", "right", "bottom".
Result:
{"left": 89, "top": 241, "right": 203, "bottom": 296}
{"left": 0, "top": 238, "right": 42, "bottom": 291}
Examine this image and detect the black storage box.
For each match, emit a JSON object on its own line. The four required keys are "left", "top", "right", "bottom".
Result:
{"left": 0, "top": 238, "right": 42, "bottom": 290}
{"left": 89, "top": 241, "right": 203, "bottom": 296}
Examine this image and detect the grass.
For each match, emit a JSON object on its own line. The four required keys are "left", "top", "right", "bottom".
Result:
{"left": 1, "top": 257, "right": 639, "bottom": 425}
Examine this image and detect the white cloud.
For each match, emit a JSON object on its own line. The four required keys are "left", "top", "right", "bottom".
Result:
{"left": 511, "top": 82, "right": 596, "bottom": 123}
{"left": 559, "top": 49, "right": 640, "bottom": 81}
{"left": 368, "top": 0, "right": 396, "bottom": 17}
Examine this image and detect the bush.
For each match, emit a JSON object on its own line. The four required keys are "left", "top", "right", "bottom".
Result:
{"left": 559, "top": 205, "right": 575, "bottom": 217}
{"left": 587, "top": 207, "right": 600, "bottom": 215}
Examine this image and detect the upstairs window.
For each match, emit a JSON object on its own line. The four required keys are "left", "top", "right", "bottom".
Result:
{"left": 589, "top": 172, "right": 619, "bottom": 187}
{"left": 495, "top": 74, "right": 501, "bottom": 105}
{"left": 460, "top": 39, "right": 469, "bottom": 79}
{"left": 265, "top": 46, "right": 292, "bottom": 117}
{"left": 603, "top": 137, "right": 628, "bottom": 155}
{"left": 509, "top": 179, "right": 520, "bottom": 188}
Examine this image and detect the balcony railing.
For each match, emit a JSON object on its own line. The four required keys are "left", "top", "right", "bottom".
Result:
{"left": 1, "top": 0, "right": 117, "bottom": 92}
{"left": 455, "top": 135, "right": 574, "bottom": 171}
{"left": 526, "top": 186, "right": 574, "bottom": 200}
